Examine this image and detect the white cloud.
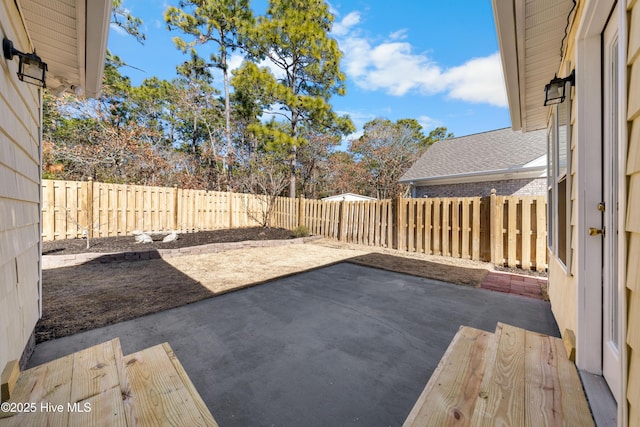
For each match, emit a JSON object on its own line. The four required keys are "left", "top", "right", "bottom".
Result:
{"left": 336, "top": 110, "right": 376, "bottom": 129}
{"left": 335, "top": 11, "right": 507, "bottom": 107}
{"left": 258, "top": 56, "right": 287, "bottom": 80}
{"left": 442, "top": 53, "right": 508, "bottom": 107}
{"left": 110, "top": 23, "right": 128, "bottom": 36}
{"left": 228, "top": 53, "right": 245, "bottom": 72}
{"left": 388, "top": 29, "right": 408, "bottom": 41}
{"left": 332, "top": 11, "right": 361, "bottom": 37}
{"left": 326, "top": 1, "right": 340, "bottom": 17}
{"left": 417, "top": 115, "right": 441, "bottom": 131}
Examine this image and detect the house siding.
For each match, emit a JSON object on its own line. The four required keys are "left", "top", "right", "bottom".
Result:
{"left": 547, "top": 0, "right": 579, "bottom": 390}
{"left": 413, "top": 177, "right": 546, "bottom": 198}
{"left": 0, "top": 0, "right": 42, "bottom": 372}
{"left": 554, "top": 0, "right": 639, "bottom": 423}
{"left": 626, "top": 0, "right": 640, "bottom": 424}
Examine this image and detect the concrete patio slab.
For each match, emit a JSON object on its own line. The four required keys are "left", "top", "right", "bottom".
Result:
{"left": 29, "top": 263, "right": 559, "bottom": 427}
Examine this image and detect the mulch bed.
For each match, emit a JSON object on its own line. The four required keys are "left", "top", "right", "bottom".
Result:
{"left": 42, "top": 227, "right": 296, "bottom": 255}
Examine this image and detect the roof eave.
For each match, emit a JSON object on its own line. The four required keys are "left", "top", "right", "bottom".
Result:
{"left": 84, "top": 0, "right": 111, "bottom": 98}
{"left": 399, "top": 165, "right": 547, "bottom": 185}
{"left": 491, "top": 0, "right": 576, "bottom": 133}
{"left": 16, "top": 0, "right": 111, "bottom": 99}
{"left": 492, "top": 0, "right": 523, "bottom": 131}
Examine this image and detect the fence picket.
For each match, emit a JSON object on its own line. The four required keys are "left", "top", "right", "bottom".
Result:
{"left": 535, "top": 197, "right": 547, "bottom": 271}
{"left": 508, "top": 198, "right": 518, "bottom": 267}
{"left": 452, "top": 198, "right": 460, "bottom": 258}
{"left": 472, "top": 198, "right": 481, "bottom": 261}
{"left": 433, "top": 199, "right": 441, "bottom": 255}
{"left": 424, "top": 199, "right": 432, "bottom": 255}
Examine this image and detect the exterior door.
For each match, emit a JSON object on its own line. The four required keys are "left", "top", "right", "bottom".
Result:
{"left": 602, "top": 6, "right": 621, "bottom": 402}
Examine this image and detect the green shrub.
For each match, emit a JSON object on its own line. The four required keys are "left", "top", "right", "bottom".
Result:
{"left": 293, "top": 225, "right": 310, "bottom": 238}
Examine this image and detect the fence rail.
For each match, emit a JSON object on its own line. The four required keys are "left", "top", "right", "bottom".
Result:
{"left": 42, "top": 180, "right": 547, "bottom": 270}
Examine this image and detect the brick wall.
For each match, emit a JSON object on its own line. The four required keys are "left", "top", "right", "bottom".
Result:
{"left": 414, "top": 178, "right": 546, "bottom": 198}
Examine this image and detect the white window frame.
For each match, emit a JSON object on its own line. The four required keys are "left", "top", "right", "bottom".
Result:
{"left": 547, "top": 87, "right": 572, "bottom": 274}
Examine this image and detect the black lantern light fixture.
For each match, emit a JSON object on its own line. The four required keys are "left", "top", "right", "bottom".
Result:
{"left": 3, "top": 38, "right": 47, "bottom": 88}
{"left": 544, "top": 70, "right": 575, "bottom": 106}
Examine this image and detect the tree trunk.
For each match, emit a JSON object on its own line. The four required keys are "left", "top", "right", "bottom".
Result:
{"left": 289, "top": 145, "right": 296, "bottom": 198}
{"left": 222, "top": 46, "right": 233, "bottom": 189}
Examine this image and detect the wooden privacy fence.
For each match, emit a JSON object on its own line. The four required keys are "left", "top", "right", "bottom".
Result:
{"left": 42, "top": 179, "right": 269, "bottom": 241}
{"left": 42, "top": 180, "right": 547, "bottom": 270}
{"left": 299, "top": 194, "right": 547, "bottom": 271}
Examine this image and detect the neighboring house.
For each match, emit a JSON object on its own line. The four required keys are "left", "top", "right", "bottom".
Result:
{"left": 399, "top": 128, "right": 547, "bottom": 198}
{"left": 0, "top": 1, "right": 110, "bottom": 373}
{"left": 493, "top": 0, "right": 639, "bottom": 425}
{"left": 321, "top": 193, "right": 377, "bottom": 202}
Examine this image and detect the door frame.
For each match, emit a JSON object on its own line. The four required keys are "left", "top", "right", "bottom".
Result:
{"left": 601, "top": 5, "right": 622, "bottom": 401}
{"left": 575, "top": 0, "right": 627, "bottom": 422}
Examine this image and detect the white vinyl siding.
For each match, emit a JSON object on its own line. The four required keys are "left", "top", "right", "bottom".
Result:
{"left": 0, "top": 0, "right": 42, "bottom": 372}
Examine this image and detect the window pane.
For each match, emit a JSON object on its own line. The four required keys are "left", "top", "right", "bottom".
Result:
{"left": 558, "top": 178, "right": 567, "bottom": 264}
{"left": 557, "top": 96, "right": 568, "bottom": 177}
{"left": 548, "top": 114, "right": 555, "bottom": 188}
{"left": 547, "top": 119, "right": 554, "bottom": 250}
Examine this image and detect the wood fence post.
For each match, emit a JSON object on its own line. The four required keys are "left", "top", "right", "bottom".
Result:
{"left": 339, "top": 200, "right": 347, "bottom": 241}
{"left": 173, "top": 185, "right": 179, "bottom": 231}
{"left": 393, "top": 197, "right": 400, "bottom": 250}
{"left": 87, "top": 177, "right": 94, "bottom": 240}
{"left": 228, "top": 191, "right": 234, "bottom": 228}
{"left": 298, "top": 195, "right": 305, "bottom": 228}
{"left": 489, "top": 189, "right": 497, "bottom": 265}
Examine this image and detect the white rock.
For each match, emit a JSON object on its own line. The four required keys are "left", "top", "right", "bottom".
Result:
{"left": 163, "top": 232, "right": 179, "bottom": 243}
{"left": 132, "top": 230, "right": 143, "bottom": 236}
{"left": 135, "top": 233, "right": 153, "bottom": 244}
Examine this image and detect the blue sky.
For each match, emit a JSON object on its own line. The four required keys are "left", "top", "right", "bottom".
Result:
{"left": 108, "top": 1, "right": 510, "bottom": 140}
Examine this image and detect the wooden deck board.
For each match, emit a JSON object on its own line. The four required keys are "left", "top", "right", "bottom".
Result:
{"left": 551, "top": 336, "right": 595, "bottom": 426}
{"left": 523, "top": 329, "right": 595, "bottom": 426}
{"left": 124, "top": 344, "right": 213, "bottom": 427}
{"left": 162, "top": 343, "right": 218, "bottom": 427}
{"left": 67, "top": 387, "right": 127, "bottom": 427}
{"left": 0, "top": 352, "right": 74, "bottom": 426}
{"left": 398, "top": 322, "right": 596, "bottom": 427}
{"left": 471, "top": 323, "right": 525, "bottom": 427}
{"left": 0, "top": 338, "right": 217, "bottom": 427}
{"left": 524, "top": 330, "right": 564, "bottom": 426}
{"left": 70, "top": 338, "right": 122, "bottom": 403}
{"left": 403, "top": 326, "right": 493, "bottom": 427}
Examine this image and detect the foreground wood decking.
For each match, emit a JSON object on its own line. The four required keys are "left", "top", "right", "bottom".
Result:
{"left": 403, "top": 323, "right": 594, "bottom": 426}
{"left": 0, "top": 338, "right": 217, "bottom": 426}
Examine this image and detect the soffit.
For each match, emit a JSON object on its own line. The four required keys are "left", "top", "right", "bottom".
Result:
{"left": 16, "top": 0, "right": 111, "bottom": 98}
{"left": 493, "top": 0, "right": 575, "bottom": 132}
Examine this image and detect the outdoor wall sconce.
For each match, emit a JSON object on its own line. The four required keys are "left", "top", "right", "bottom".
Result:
{"left": 3, "top": 38, "right": 47, "bottom": 88}
{"left": 544, "top": 70, "right": 575, "bottom": 106}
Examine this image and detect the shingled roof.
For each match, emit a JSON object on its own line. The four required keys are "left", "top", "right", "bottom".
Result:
{"left": 400, "top": 128, "right": 546, "bottom": 183}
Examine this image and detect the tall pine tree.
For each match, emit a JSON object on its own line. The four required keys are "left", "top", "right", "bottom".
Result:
{"left": 233, "top": 0, "right": 351, "bottom": 197}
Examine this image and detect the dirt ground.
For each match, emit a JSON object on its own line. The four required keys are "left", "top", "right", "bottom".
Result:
{"left": 38, "top": 231, "right": 493, "bottom": 343}
{"left": 42, "top": 227, "right": 296, "bottom": 255}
